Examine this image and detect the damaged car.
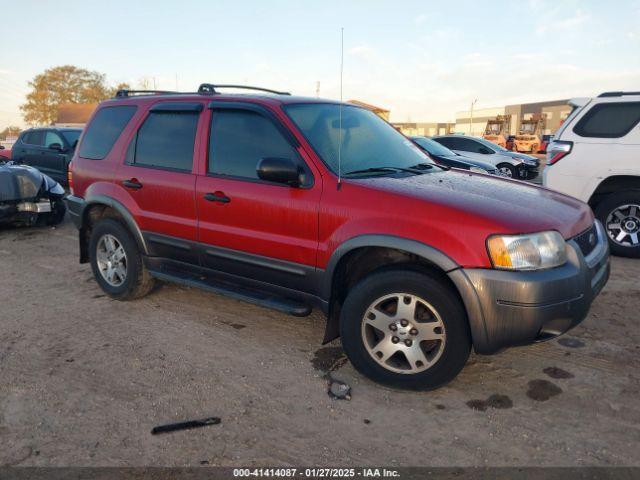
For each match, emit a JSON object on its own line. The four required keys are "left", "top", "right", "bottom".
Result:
{"left": 0, "top": 160, "right": 66, "bottom": 227}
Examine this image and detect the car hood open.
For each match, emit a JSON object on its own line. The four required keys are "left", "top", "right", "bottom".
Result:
{"left": 0, "top": 162, "right": 46, "bottom": 202}
{"left": 354, "top": 170, "right": 593, "bottom": 239}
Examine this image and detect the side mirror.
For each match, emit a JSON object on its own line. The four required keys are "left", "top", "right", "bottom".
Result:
{"left": 49, "top": 143, "right": 64, "bottom": 152}
{"left": 257, "top": 157, "right": 302, "bottom": 187}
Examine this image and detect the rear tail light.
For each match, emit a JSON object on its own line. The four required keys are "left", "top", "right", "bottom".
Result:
{"left": 67, "top": 161, "right": 74, "bottom": 195}
{"left": 547, "top": 140, "right": 573, "bottom": 165}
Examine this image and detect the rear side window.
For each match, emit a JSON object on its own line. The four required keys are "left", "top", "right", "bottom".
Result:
{"left": 132, "top": 112, "right": 198, "bottom": 171}
{"left": 573, "top": 102, "right": 640, "bottom": 138}
{"left": 22, "top": 130, "right": 44, "bottom": 146}
{"left": 44, "top": 131, "right": 64, "bottom": 148}
{"left": 79, "top": 106, "right": 137, "bottom": 159}
{"left": 208, "top": 110, "right": 299, "bottom": 180}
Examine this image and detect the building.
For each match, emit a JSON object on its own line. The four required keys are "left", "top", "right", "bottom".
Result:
{"left": 348, "top": 100, "right": 390, "bottom": 121}
{"left": 392, "top": 122, "right": 455, "bottom": 137}
{"left": 454, "top": 99, "right": 572, "bottom": 137}
{"left": 55, "top": 103, "right": 97, "bottom": 127}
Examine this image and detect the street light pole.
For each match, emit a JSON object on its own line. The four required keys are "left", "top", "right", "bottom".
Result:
{"left": 469, "top": 98, "right": 478, "bottom": 136}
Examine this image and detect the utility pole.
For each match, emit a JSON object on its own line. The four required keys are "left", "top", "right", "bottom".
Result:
{"left": 469, "top": 98, "right": 478, "bottom": 136}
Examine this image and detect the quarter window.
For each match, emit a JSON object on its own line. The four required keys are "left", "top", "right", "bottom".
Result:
{"left": 132, "top": 112, "right": 199, "bottom": 171}
{"left": 79, "top": 106, "right": 137, "bottom": 160}
{"left": 22, "top": 130, "right": 44, "bottom": 146}
{"left": 573, "top": 102, "right": 640, "bottom": 138}
{"left": 208, "top": 110, "right": 299, "bottom": 180}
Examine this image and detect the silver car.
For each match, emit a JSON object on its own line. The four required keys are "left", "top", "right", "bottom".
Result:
{"left": 432, "top": 135, "right": 540, "bottom": 179}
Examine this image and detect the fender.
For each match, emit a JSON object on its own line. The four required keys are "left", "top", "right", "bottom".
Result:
{"left": 82, "top": 194, "right": 148, "bottom": 258}
{"left": 320, "top": 234, "right": 492, "bottom": 346}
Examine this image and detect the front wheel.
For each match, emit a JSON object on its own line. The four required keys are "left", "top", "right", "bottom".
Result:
{"left": 497, "top": 163, "right": 517, "bottom": 178}
{"left": 595, "top": 192, "right": 640, "bottom": 258}
{"left": 339, "top": 269, "right": 471, "bottom": 390}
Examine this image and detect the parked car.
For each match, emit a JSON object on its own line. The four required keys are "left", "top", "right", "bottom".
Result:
{"left": 0, "top": 159, "right": 66, "bottom": 226}
{"left": 538, "top": 134, "right": 553, "bottom": 154}
{"left": 432, "top": 135, "right": 539, "bottom": 179}
{"left": 10, "top": 127, "right": 82, "bottom": 185}
{"left": 544, "top": 91, "right": 640, "bottom": 257}
{"left": 410, "top": 136, "right": 498, "bottom": 175}
{"left": 0, "top": 145, "right": 11, "bottom": 160}
{"left": 66, "top": 84, "right": 609, "bottom": 390}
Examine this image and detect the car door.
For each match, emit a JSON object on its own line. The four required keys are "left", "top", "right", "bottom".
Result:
{"left": 41, "top": 130, "right": 69, "bottom": 182}
{"left": 441, "top": 137, "right": 499, "bottom": 166}
{"left": 195, "top": 103, "right": 321, "bottom": 293}
{"left": 13, "top": 130, "right": 45, "bottom": 168}
{"left": 116, "top": 101, "right": 204, "bottom": 265}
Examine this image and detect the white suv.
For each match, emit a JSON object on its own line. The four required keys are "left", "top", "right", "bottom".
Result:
{"left": 543, "top": 91, "right": 640, "bottom": 257}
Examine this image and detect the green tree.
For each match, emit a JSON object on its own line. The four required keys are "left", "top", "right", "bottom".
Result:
{"left": 20, "top": 65, "right": 119, "bottom": 125}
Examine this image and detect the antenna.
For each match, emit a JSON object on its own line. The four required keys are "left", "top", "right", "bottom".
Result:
{"left": 337, "top": 27, "right": 344, "bottom": 190}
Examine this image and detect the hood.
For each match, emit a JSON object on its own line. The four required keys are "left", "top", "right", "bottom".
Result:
{"left": 354, "top": 170, "right": 593, "bottom": 239}
{"left": 0, "top": 162, "right": 46, "bottom": 202}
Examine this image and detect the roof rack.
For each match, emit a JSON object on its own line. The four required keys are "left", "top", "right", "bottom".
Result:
{"left": 197, "top": 83, "right": 291, "bottom": 95}
{"left": 598, "top": 91, "right": 640, "bottom": 98}
{"left": 115, "top": 89, "right": 179, "bottom": 98}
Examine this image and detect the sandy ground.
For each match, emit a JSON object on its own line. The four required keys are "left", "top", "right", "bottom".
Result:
{"left": 0, "top": 216, "right": 639, "bottom": 467}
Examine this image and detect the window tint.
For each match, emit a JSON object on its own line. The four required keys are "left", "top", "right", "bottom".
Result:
{"left": 23, "top": 130, "right": 44, "bottom": 146}
{"left": 44, "top": 131, "right": 64, "bottom": 148}
{"left": 209, "top": 110, "right": 299, "bottom": 179}
{"left": 573, "top": 102, "right": 640, "bottom": 138}
{"left": 79, "top": 106, "right": 137, "bottom": 160}
{"left": 132, "top": 112, "right": 198, "bottom": 171}
{"left": 460, "top": 138, "right": 493, "bottom": 153}
{"left": 61, "top": 130, "right": 82, "bottom": 146}
{"left": 433, "top": 137, "right": 455, "bottom": 149}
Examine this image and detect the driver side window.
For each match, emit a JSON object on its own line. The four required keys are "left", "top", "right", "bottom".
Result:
{"left": 44, "top": 131, "right": 64, "bottom": 149}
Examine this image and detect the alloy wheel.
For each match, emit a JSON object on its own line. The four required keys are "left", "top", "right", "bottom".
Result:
{"left": 498, "top": 166, "right": 513, "bottom": 177}
{"left": 96, "top": 234, "right": 128, "bottom": 287}
{"left": 606, "top": 204, "right": 640, "bottom": 247}
{"left": 361, "top": 293, "right": 446, "bottom": 374}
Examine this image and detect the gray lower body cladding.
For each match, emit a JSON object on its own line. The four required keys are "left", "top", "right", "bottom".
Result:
{"left": 450, "top": 221, "right": 610, "bottom": 354}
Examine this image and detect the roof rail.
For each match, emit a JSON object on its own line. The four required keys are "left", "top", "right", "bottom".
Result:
{"left": 115, "top": 89, "right": 179, "bottom": 98}
{"left": 598, "top": 91, "right": 640, "bottom": 98}
{"left": 197, "top": 83, "right": 291, "bottom": 95}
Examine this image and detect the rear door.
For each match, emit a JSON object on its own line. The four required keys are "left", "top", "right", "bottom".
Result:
{"left": 116, "top": 102, "right": 205, "bottom": 264}
{"left": 14, "top": 130, "right": 45, "bottom": 168}
{"left": 195, "top": 103, "right": 321, "bottom": 292}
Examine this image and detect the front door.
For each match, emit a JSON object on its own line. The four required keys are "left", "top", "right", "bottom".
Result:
{"left": 116, "top": 102, "right": 205, "bottom": 265}
{"left": 41, "top": 130, "right": 69, "bottom": 182}
{"left": 196, "top": 104, "right": 321, "bottom": 292}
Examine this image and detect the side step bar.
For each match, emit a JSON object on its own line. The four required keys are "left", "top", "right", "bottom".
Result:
{"left": 149, "top": 269, "right": 312, "bottom": 317}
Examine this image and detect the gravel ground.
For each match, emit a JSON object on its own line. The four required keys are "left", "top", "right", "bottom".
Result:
{"left": 0, "top": 217, "right": 639, "bottom": 467}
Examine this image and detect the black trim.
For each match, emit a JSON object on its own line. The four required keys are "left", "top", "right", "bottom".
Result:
{"left": 204, "top": 246, "right": 307, "bottom": 276}
{"left": 149, "top": 102, "right": 204, "bottom": 113}
{"left": 573, "top": 101, "right": 640, "bottom": 139}
{"left": 147, "top": 234, "right": 192, "bottom": 251}
{"left": 598, "top": 91, "right": 640, "bottom": 98}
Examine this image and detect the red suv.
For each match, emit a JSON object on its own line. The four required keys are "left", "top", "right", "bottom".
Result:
{"left": 66, "top": 84, "right": 610, "bottom": 390}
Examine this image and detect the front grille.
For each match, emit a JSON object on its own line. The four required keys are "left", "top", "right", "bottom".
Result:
{"left": 573, "top": 224, "right": 598, "bottom": 257}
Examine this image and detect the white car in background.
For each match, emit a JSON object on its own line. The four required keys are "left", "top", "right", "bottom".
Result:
{"left": 543, "top": 91, "right": 640, "bottom": 257}
{"left": 431, "top": 135, "right": 540, "bottom": 179}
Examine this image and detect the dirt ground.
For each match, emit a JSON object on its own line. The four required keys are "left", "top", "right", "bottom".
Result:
{"left": 0, "top": 216, "right": 639, "bottom": 467}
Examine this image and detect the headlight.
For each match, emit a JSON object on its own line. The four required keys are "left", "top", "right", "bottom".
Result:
{"left": 487, "top": 231, "right": 567, "bottom": 271}
{"left": 470, "top": 166, "right": 488, "bottom": 174}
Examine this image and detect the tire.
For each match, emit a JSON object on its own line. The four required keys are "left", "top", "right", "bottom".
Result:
{"left": 89, "top": 218, "right": 155, "bottom": 300}
{"left": 497, "top": 163, "right": 517, "bottom": 178}
{"left": 339, "top": 268, "right": 471, "bottom": 390}
{"left": 595, "top": 191, "right": 640, "bottom": 258}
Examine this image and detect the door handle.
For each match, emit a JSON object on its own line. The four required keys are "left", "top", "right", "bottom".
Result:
{"left": 122, "top": 178, "right": 143, "bottom": 190}
{"left": 204, "top": 192, "right": 230, "bottom": 204}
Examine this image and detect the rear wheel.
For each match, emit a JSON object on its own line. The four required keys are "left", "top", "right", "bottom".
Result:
{"left": 497, "top": 163, "right": 516, "bottom": 178}
{"left": 89, "top": 218, "right": 155, "bottom": 299}
{"left": 339, "top": 269, "right": 471, "bottom": 390}
{"left": 595, "top": 192, "right": 640, "bottom": 258}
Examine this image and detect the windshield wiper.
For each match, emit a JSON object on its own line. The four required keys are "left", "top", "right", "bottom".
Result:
{"left": 410, "top": 162, "right": 449, "bottom": 171}
{"left": 343, "top": 166, "right": 424, "bottom": 177}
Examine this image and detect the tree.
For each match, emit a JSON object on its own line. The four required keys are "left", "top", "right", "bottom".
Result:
{"left": 20, "top": 65, "right": 118, "bottom": 125}
{"left": 0, "top": 126, "right": 21, "bottom": 140}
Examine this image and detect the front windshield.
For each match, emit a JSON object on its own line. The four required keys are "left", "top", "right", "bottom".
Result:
{"left": 61, "top": 130, "right": 82, "bottom": 146}
{"left": 285, "top": 104, "right": 435, "bottom": 175}
{"left": 412, "top": 137, "right": 454, "bottom": 157}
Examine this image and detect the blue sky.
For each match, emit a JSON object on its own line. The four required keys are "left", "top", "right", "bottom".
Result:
{"left": 1, "top": 0, "right": 639, "bottom": 127}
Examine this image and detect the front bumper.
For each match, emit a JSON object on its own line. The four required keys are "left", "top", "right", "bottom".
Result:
{"left": 449, "top": 221, "right": 610, "bottom": 354}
